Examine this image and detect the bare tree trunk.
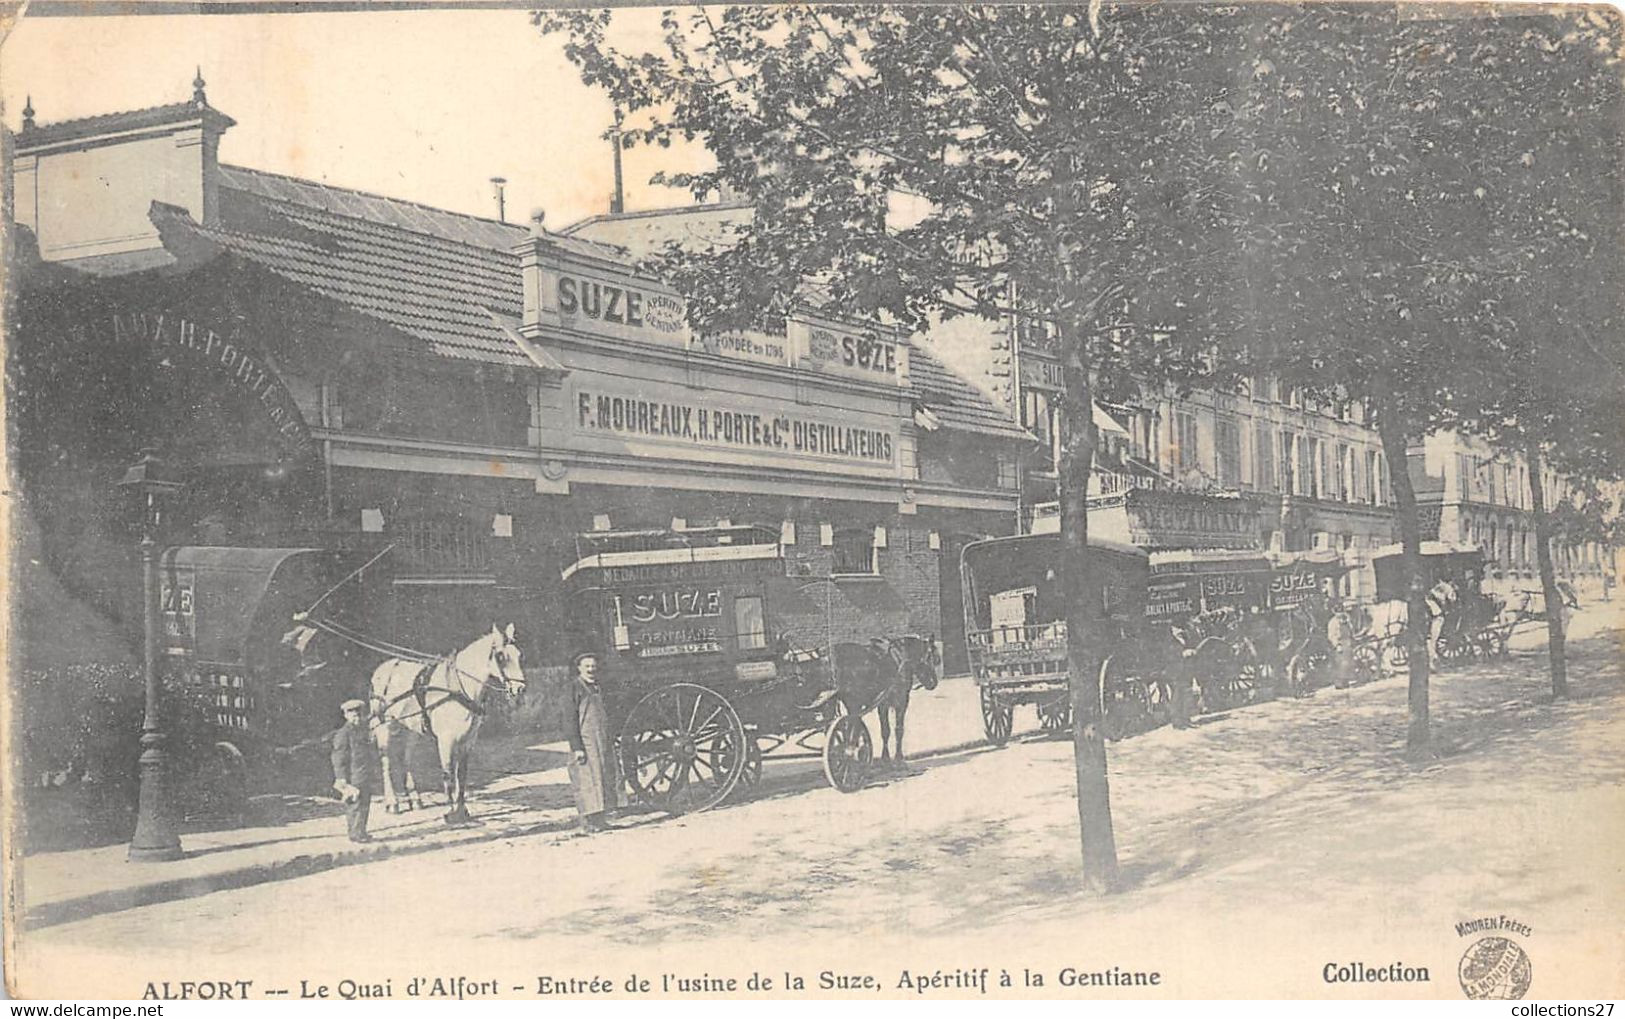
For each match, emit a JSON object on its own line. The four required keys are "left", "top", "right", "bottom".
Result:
{"left": 1058, "top": 321, "right": 1118, "bottom": 895}
{"left": 1525, "top": 443, "right": 1568, "bottom": 699}
{"left": 1374, "top": 394, "right": 1432, "bottom": 758}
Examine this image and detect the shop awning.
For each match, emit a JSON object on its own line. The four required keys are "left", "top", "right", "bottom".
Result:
{"left": 1094, "top": 403, "right": 1130, "bottom": 437}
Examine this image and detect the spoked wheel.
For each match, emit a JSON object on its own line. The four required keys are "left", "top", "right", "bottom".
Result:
{"left": 619, "top": 683, "right": 746, "bottom": 816}
{"left": 1386, "top": 635, "right": 1410, "bottom": 670}
{"left": 1489, "top": 627, "right": 1513, "bottom": 659}
{"left": 1284, "top": 653, "right": 1314, "bottom": 697}
{"left": 740, "top": 739, "right": 763, "bottom": 787}
{"left": 1351, "top": 642, "right": 1381, "bottom": 684}
{"left": 822, "top": 714, "right": 872, "bottom": 793}
{"left": 1231, "top": 646, "right": 1265, "bottom": 704}
{"left": 1037, "top": 695, "right": 1073, "bottom": 734}
{"left": 717, "top": 734, "right": 765, "bottom": 801}
{"left": 979, "top": 685, "right": 1013, "bottom": 745}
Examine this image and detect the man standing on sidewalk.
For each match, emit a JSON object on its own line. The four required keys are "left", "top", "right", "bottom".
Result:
{"left": 331, "top": 699, "right": 382, "bottom": 843}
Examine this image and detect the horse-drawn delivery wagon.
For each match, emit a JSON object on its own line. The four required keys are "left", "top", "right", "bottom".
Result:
{"left": 1370, "top": 542, "right": 1531, "bottom": 664}
{"left": 561, "top": 525, "right": 938, "bottom": 815}
{"left": 1266, "top": 549, "right": 1363, "bottom": 693}
{"left": 156, "top": 546, "right": 390, "bottom": 806}
{"left": 1142, "top": 549, "right": 1275, "bottom": 714}
{"left": 959, "top": 533, "right": 1154, "bottom": 742}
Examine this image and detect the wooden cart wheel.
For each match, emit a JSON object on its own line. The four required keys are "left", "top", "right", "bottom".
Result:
{"left": 1231, "top": 644, "right": 1265, "bottom": 704}
{"left": 1351, "top": 642, "right": 1381, "bottom": 683}
{"left": 822, "top": 714, "right": 872, "bottom": 793}
{"left": 1037, "top": 695, "right": 1072, "bottom": 734}
{"left": 1386, "top": 635, "right": 1409, "bottom": 670}
{"left": 740, "top": 738, "right": 763, "bottom": 787}
{"left": 619, "top": 683, "right": 745, "bottom": 816}
{"left": 1284, "top": 653, "right": 1313, "bottom": 697}
{"left": 715, "top": 734, "right": 764, "bottom": 801}
{"left": 1435, "top": 632, "right": 1469, "bottom": 666}
{"left": 979, "top": 684, "right": 1013, "bottom": 745}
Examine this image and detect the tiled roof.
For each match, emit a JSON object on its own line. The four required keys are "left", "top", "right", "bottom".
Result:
{"left": 156, "top": 173, "right": 1027, "bottom": 441}
{"left": 907, "top": 349, "right": 1031, "bottom": 441}
{"left": 208, "top": 184, "right": 528, "bottom": 365}
{"left": 18, "top": 102, "right": 235, "bottom": 149}
{"left": 219, "top": 166, "right": 619, "bottom": 263}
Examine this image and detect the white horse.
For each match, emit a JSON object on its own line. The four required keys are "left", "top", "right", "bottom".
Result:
{"left": 370, "top": 624, "right": 525, "bottom": 825}
{"left": 1365, "top": 579, "right": 1461, "bottom": 667}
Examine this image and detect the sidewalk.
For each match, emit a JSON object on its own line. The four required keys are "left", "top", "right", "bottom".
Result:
{"left": 17, "top": 674, "right": 995, "bottom": 930}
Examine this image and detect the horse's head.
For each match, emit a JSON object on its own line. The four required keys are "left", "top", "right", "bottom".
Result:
{"left": 486, "top": 623, "right": 527, "bottom": 700}
{"left": 901, "top": 634, "right": 941, "bottom": 691}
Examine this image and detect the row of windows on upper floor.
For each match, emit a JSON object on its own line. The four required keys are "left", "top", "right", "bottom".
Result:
{"left": 1019, "top": 391, "right": 1392, "bottom": 505}
{"left": 1454, "top": 453, "right": 1585, "bottom": 515}
{"left": 1173, "top": 414, "right": 1393, "bottom": 504}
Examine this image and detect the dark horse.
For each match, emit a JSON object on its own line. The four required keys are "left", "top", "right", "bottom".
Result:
{"left": 829, "top": 634, "right": 941, "bottom": 769}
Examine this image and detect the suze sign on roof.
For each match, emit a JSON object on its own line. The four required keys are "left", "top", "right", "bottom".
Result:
{"left": 552, "top": 269, "right": 789, "bottom": 367}
{"left": 555, "top": 270, "right": 691, "bottom": 346}
{"left": 789, "top": 315, "right": 908, "bottom": 387}
{"left": 539, "top": 261, "right": 900, "bottom": 380}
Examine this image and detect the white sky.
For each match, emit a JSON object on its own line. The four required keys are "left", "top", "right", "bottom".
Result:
{"left": 0, "top": 8, "right": 707, "bottom": 228}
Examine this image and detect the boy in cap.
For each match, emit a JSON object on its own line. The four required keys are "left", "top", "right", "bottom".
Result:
{"left": 331, "top": 699, "right": 382, "bottom": 842}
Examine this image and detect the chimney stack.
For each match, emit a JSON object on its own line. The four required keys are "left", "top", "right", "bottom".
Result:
{"left": 490, "top": 176, "right": 508, "bottom": 223}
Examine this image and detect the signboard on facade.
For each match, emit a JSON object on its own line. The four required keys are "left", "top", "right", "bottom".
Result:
{"left": 1020, "top": 353, "right": 1064, "bottom": 391}
{"left": 788, "top": 316, "right": 907, "bottom": 386}
{"left": 1267, "top": 566, "right": 1321, "bottom": 608}
{"left": 553, "top": 269, "right": 692, "bottom": 349}
{"left": 694, "top": 330, "right": 791, "bottom": 367}
{"left": 63, "top": 312, "right": 318, "bottom": 462}
{"left": 541, "top": 254, "right": 904, "bottom": 379}
{"left": 1125, "top": 490, "right": 1262, "bottom": 550}
{"left": 572, "top": 383, "right": 899, "bottom": 472}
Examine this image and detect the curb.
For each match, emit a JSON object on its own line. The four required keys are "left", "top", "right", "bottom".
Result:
{"left": 25, "top": 816, "right": 565, "bottom": 930}
{"left": 25, "top": 703, "right": 1000, "bottom": 930}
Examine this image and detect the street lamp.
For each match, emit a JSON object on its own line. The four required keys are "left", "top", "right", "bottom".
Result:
{"left": 119, "top": 449, "right": 185, "bottom": 862}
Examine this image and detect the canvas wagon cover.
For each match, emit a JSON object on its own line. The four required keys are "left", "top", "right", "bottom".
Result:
{"left": 1370, "top": 542, "right": 1485, "bottom": 601}
{"left": 158, "top": 547, "right": 354, "bottom": 664}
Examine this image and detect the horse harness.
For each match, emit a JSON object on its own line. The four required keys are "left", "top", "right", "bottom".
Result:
{"left": 870, "top": 636, "right": 937, "bottom": 709}
{"left": 373, "top": 650, "right": 512, "bottom": 734}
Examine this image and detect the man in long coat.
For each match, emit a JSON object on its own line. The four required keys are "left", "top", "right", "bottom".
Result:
{"left": 331, "top": 699, "right": 382, "bottom": 843}
{"left": 564, "top": 652, "right": 619, "bottom": 833}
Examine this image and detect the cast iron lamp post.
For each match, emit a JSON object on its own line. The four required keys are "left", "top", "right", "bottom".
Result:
{"left": 120, "top": 449, "right": 186, "bottom": 862}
